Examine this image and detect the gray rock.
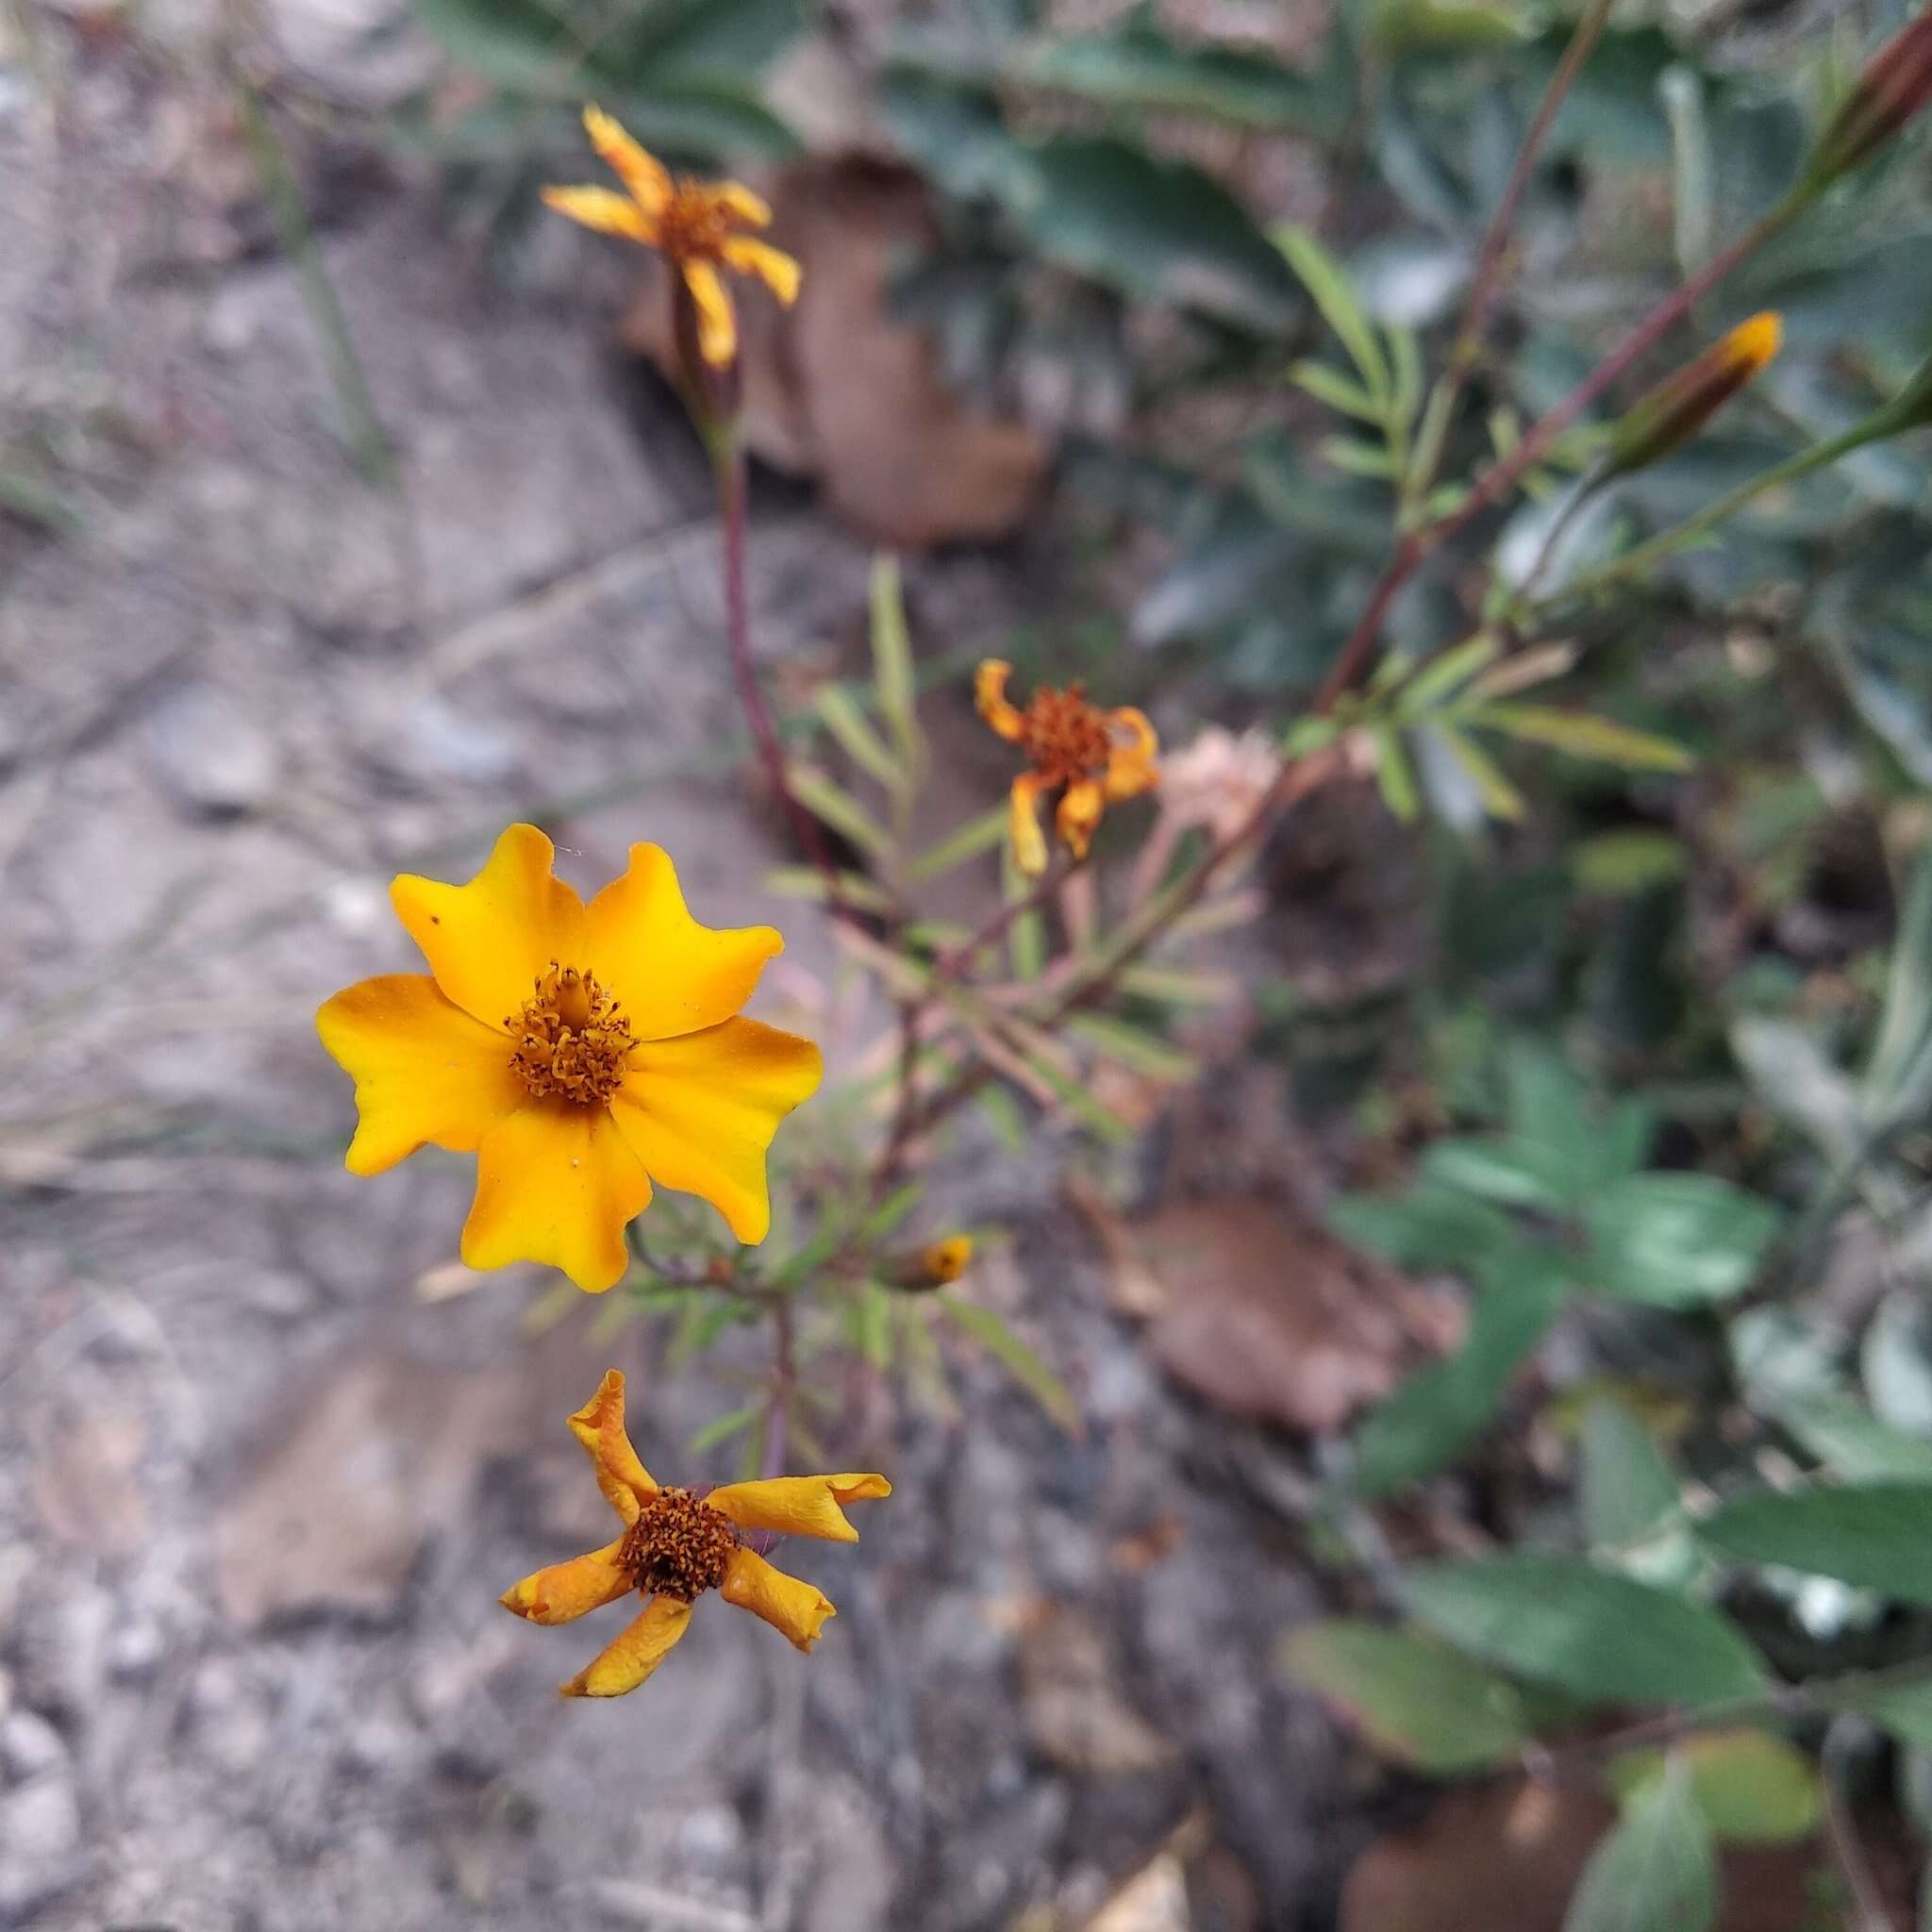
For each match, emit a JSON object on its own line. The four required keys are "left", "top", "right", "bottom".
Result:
{"left": 16, "top": 1582, "right": 110, "bottom": 1722}
{"left": 142, "top": 680, "right": 282, "bottom": 815}
{"left": 0, "top": 1711, "right": 67, "bottom": 1782}
{"left": 0, "top": 1776, "right": 83, "bottom": 1921}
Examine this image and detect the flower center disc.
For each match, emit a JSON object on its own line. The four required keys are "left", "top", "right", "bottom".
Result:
{"left": 658, "top": 186, "right": 733, "bottom": 263}
{"left": 1022, "top": 685, "right": 1113, "bottom": 787}
{"left": 507, "top": 963, "right": 635, "bottom": 1106}
{"left": 619, "top": 1489, "right": 740, "bottom": 1603}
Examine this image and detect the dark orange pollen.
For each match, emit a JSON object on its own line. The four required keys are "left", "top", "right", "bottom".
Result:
{"left": 1019, "top": 684, "right": 1113, "bottom": 789}
{"left": 507, "top": 962, "right": 635, "bottom": 1106}
{"left": 618, "top": 1488, "right": 740, "bottom": 1603}
{"left": 657, "top": 184, "right": 741, "bottom": 265}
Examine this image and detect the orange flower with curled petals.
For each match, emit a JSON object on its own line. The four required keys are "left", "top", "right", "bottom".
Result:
{"left": 316, "top": 825, "right": 821, "bottom": 1292}
{"left": 541, "top": 105, "right": 801, "bottom": 369}
{"left": 500, "top": 1371, "right": 891, "bottom": 1698}
{"left": 975, "top": 660, "right": 1158, "bottom": 874}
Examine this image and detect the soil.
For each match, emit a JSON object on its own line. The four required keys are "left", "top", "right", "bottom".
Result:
{"left": 0, "top": 21, "right": 1367, "bottom": 1931}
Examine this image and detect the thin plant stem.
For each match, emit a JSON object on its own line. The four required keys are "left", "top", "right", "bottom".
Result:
{"left": 760, "top": 1297, "right": 795, "bottom": 1483}
{"left": 1418, "top": 0, "right": 1619, "bottom": 503}
{"left": 1316, "top": 192, "right": 1807, "bottom": 711}
{"left": 1532, "top": 412, "right": 1896, "bottom": 611}
{"left": 1822, "top": 1716, "right": 1898, "bottom": 1932}
{"left": 714, "top": 447, "right": 845, "bottom": 913}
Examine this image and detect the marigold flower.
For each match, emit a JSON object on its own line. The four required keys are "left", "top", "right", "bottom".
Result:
{"left": 895, "top": 1235, "right": 974, "bottom": 1290}
{"left": 500, "top": 1371, "right": 891, "bottom": 1697}
{"left": 975, "top": 660, "right": 1158, "bottom": 875}
{"left": 1603, "top": 312, "right": 1782, "bottom": 479}
{"left": 316, "top": 825, "right": 822, "bottom": 1292}
{"left": 541, "top": 105, "right": 801, "bottom": 370}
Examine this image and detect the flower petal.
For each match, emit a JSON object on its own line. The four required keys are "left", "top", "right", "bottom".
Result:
{"left": 719, "top": 235, "right": 801, "bottom": 306}
{"left": 462, "top": 1102, "right": 651, "bottom": 1293}
{"left": 974, "top": 659, "right": 1025, "bottom": 741}
{"left": 584, "top": 843, "right": 783, "bottom": 1041}
{"left": 707, "top": 1473, "right": 891, "bottom": 1545}
{"left": 608, "top": 1018, "right": 823, "bottom": 1246}
{"left": 560, "top": 1595, "right": 692, "bottom": 1698}
{"left": 1105, "top": 708, "right": 1159, "bottom": 801}
{"left": 315, "top": 974, "right": 525, "bottom": 1175}
{"left": 682, "top": 259, "right": 738, "bottom": 368}
{"left": 499, "top": 1536, "right": 634, "bottom": 1625}
{"left": 1008, "top": 774, "right": 1049, "bottom": 875}
{"left": 1056, "top": 778, "right": 1105, "bottom": 859}
{"left": 391, "top": 824, "right": 587, "bottom": 1031}
{"left": 567, "top": 1368, "right": 657, "bottom": 1522}
{"left": 720, "top": 1547, "right": 835, "bottom": 1652}
{"left": 708, "top": 179, "right": 773, "bottom": 227}
{"left": 539, "top": 185, "right": 657, "bottom": 244}
{"left": 581, "top": 104, "right": 672, "bottom": 217}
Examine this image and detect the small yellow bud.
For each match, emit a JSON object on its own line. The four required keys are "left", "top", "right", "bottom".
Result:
{"left": 894, "top": 1236, "right": 974, "bottom": 1291}
{"left": 1604, "top": 313, "right": 1782, "bottom": 479}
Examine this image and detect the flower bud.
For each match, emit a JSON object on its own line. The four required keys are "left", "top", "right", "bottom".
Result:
{"left": 1805, "top": 8, "right": 1932, "bottom": 186}
{"left": 893, "top": 1236, "right": 974, "bottom": 1291}
{"left": 1603, "top": 312, "right": 1782, "bottom": 478}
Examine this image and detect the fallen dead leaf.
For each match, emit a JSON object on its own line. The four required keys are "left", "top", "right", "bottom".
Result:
{"left": 1341, "top": 1778, "right": 1912, "bottom": 1932}
{"left": 1021, "top": 1602, "right": 1179, "bottom": 1776}
{"left": 1127, "top": 1197, "right": 1462, "bottom": 1434}
{"left": 31, "top": 1407, "right": 146, "bottom": 1551}
{"left": 624, "top": 156, "right": 1048, "bottom": 548}
{"left": 1087, "top": 1853, "right": 1191, "bottom": 1932}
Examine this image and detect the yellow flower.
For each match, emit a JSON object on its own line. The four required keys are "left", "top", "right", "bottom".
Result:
{"left": 541, "top": 105, "right": 801, "bottom": 369}
{"left": 975, "top": 660, "right": 1158, "bottom": 875}
{"left": 316, "top": 825, "right": 822, "bottom": 1292}
{"left": 500, "top": 1371, "right": 891, "bottom": 1697}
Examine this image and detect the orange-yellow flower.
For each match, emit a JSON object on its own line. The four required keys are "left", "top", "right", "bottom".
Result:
{"left": 500, "top": 1370, "right": 891, "bottom": 1697}
{"left": 541, "top": 105, "right": 801, "bottom": 369}
{"left": 316, "top": 825, "right": 821, "bottom": 1292}
{"left": 975, "top": 660, "right": 1158, "bottom": 874}
{"left": 1604, "top": 312, "right": 1782, "bottom": 478}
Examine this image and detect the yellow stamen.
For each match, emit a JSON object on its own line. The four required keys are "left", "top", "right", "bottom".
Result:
{"left": 506, "top": 963, "right": 635, "bottom": 1106}
{"left": 616, "top": 1487, "right": 741, "bottom": 1604}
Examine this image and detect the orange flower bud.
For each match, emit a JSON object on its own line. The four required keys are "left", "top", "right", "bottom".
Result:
{"left": 892, "top": 1235, "right": 974, "bottom": 1291}
{"left": 1806, "top": 8, "right": 1932, "bottom": 186}
{"left": 1603, "top": 313, "right": 1782, "bottom": 478}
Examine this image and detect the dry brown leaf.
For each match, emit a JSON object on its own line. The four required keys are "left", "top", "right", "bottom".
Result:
{"left": 1021, "top": 1602, "right": 1179, "bottom": 1776}
{"left": 1129, "top": 1197, "right": 1461, "bottom": 1434}
{"left": 624, "top": 156, "right": 1048, "bottom": 547}
{"left": 1341, "top": 1778, "right": 1910, "bottom": 1932}
{"left": 31, "top": 1407, "right": 146, "bottom": 1551}
{"left": 1087, "top": 1854, "right": 1191, "bottom": 1932}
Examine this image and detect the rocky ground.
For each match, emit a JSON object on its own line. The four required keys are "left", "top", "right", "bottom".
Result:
{"left": 0, "top": 16, "right": 1391, "bottom": 1931}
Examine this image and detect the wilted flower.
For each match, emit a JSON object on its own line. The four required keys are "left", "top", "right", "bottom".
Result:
{"left": 1603, "top": 313, "right": 1782, "bottom": 478}
{"left": 975, "top": 660, "right": 1158, "bottom": 874}
{"left": 542, "top": 106, "right": 801, "bottom": 370}
{"left": 1805, "top": 8, "right": 1932, "bottom": 186}
{"left": 501, "top": 1371, "right": 890, "bottom": 1697}
{"left": 317, "top": 825, "right": 821, "bottom": 1292}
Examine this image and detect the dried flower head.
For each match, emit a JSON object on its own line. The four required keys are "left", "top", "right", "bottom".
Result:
{"left": 1604, "top": 313, "right": 1782, "bottom": 479}
{"left": 500, "top": 1372, "right": 890, "bottom": 1697}
{"left": 541, "top": 106, "right": 801, "bottom": 369}
{"left": 975, "top": 660, "right": 1158, "bottom": 874}
{"left": 317, "top": 825, "right": 822, "bottom": 1292}
{"left": 1154, "top": 726, "right": 1285, "bottom": 845}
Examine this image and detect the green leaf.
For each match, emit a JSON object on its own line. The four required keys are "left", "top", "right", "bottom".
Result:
{"left": 1291, "top": 359, "right": 1385, "bottom": 423}
{"left": 1065, "top": 1012, "right": 1197, "bottom": 1084}
{"left": 1434, "top": 722, "right": 1528, "bottom": 822}
{"left": 1422, "top": 1135, "right": 1575, "bottom": 1211}
{"left": 1280, "top": 1621, "right": 1530, "bottom": 1772}
{"left": 1017, "top": 137, "right": 1298, "bottom": 331}
{"left": 1471, "top": 703, "right": 1695, "bottom": 773}
{"left": 1319, "top": 434, "right": 1399, "bottom": 479}
{"left": 1564, "top": 1757, "right": 1716, "bottom": 1932}
{"left": 1370, "top": 724, "right": 1420, "bottom": 822}
{"left": 1867, "top": 845, "right": 1932, "bottom": 1124}
{"left": 595, "top": 0, "right": 804, "bottom": 82}
{"left": 689, "top": 1399, "right": 764, "bottom": 1457}
{"left": 1351, "top": 1261, "right": 1566, "bottom": 1498}
{"left": 1012, "top": 25, "right": 1346, "bottom": 135}
{"left": 1001, "top": 839, "right": 1045, "bottom": 981}
{"left": 1327, "top": 1180, "right": 1520, "bottom": 1273}
{"left": 764, "top": 865, "right": 897, "bottom": 913}
{"left": 1274, "top": 225, "right": 1390, "bottom": 397}
{"left": 932, "top": 1295, "right": 1080, "bottom": 1434}
{"left": 813, "top": 683, "right": 903, "bottom": 792}
{"left": 1606, "top": 1730, "right": 1822, "bottom": 1845}
{"left": 1819, "top": 1670, "right": 1932, "bottom": 1751}
{"left": 1774, "top": 1395, "right": 1932, "bottom": 1482}
{"left": 1581, "top": 1399, "right": 1681, "bottom": 1553}
{"left": 412, "top": 0, "right": 573, "bottom": 89}
{"left": 1573, "top": 829, "right": 1689, "bottom": 895}
{"left": 1730, "top": 1017, "right": 1863, "bottom": 1167}
{"left": 785, "top": 765, "right": 894, "bottom": 858}
{"left": 868, "top": 553, "right": 924, "bottom": 785}
{"left": 1394, "top": 633, "right": 1502, "bottom": 717}
{"left": 907, "top": 806, "right": 1008, "bottom": 881}
{"left": 1403, "top": 1557, "right": 1768, "bottom": 1706}
{"left": 1698, "top": 1481, "right": 1932, "bottom": 1605}
{"left": 1582, "top": 1174, "right": 1781, "bottom": 1309}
